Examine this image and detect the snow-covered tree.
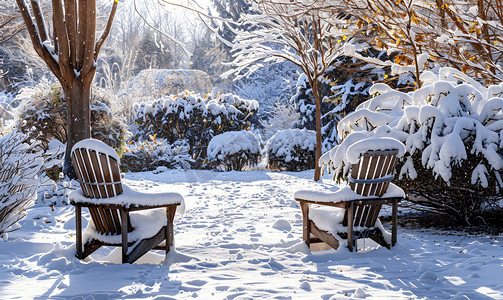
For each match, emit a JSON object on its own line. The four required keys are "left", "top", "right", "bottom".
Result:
{"left": 341, "top": 0, "right": 503, "bottom": 85}
{"left": 15, "top": 0, "right": 118, "bottom": 178}
{"left": 220, "top": 0, "right": 350, "bottom": 181}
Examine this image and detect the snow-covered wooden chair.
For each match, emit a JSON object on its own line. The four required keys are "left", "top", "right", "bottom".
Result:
{"left": 69, "top": 139, "right": 184, "bottom": 264}
{"left": 295, "top": 138, "right": 406, "bottom": 252}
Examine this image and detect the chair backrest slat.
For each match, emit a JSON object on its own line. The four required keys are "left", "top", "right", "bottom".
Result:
{"left": 110, "top": 209, "right": 122, "bottom": 234}
{"left": 89, "top": 207, "right": 105, "bottom": 233}
{"left": 89, "top": 150, "right": 108, "bottom": 198}
{"left": 366, "top": 204, "right": 382, "bottom": 227}
{"left": 98, "top": 207, "right": 112, "bottom": 233}
{"left": 72, "top": 149, "right": 94, "bottom": 198}
{"left": 362, "top": 156, "right": 379, "bottom": 196}
{"left": 109, "top": 155, "right": 123, "bottom": 196}
{"left": 98, "top": 152, "right": 115, "bottom": 198}
{"left": 359, "top": 205, "right": 371, "bottom": 227}
{"left": 354, "top": 204, "right": 364, "bottom": 226}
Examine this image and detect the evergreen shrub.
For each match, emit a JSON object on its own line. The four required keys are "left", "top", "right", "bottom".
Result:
{"left": 206, "top": 130, "right": 261, "bottom": 171}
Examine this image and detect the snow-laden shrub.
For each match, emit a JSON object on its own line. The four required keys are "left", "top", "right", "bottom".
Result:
{"left": 0, "top": 132, "right": 44, "bottom": 238}
{"left": 121, "top": 135, "right": 193, "bottom": 172}
{"left": 266, "top": 129, "right": 316, "bottom": 171}
{"left": 206, "top": 131, "right": 261, "bottom": 171}
{"left": 15, "top": 83, "right": 129, "bottom": 153}
{"left": 132, "top": 91, "right": 259, "bottom": 165}
{"left": 321, "top": 67, "right": 503, "bottom": 225}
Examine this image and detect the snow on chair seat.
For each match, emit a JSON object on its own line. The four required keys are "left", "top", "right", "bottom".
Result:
{"left": 295, "top": 138, "right": 406, "bottom": 252}
{"left": 69, "top": 138, "right": 184, "bottom": 264}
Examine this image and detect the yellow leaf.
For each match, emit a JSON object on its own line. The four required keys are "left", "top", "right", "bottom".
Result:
{"left": 343, "top": 35, "right": 347, "bottom": 40}
{"left": 337, "top": 40, "right": 341, "bottom": 43}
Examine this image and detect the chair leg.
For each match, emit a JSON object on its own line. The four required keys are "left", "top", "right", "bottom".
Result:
{"left": 348, "top": 202, "right": 354, "bottom": 252}
{"left": 392, "top": 198, "right": 398, "bottom": 247}
{"left": 166, "top": 206, "right": 176, "bottom": 254}
{"left": 121, "top": 208, "right": 128, "bottom": 263}
{"left": 75, "top": 203, "right": 83, "bottom": 259}
{"left": 300, "top": 201, "right": 310, "bottom": 248}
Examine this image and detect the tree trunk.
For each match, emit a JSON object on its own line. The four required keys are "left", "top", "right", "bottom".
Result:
{"left": 312, "top": 79, "right": 322, "bottom": 181}
{"left": 62, "top": 76, "right": 93, "bottom": 178}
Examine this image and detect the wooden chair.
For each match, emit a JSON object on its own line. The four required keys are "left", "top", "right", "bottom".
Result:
{"left": 295, "top": 149, "right": 405, "bottom": 252}
{"left": 69, "top": 139, "right": 184, "bottom": 264}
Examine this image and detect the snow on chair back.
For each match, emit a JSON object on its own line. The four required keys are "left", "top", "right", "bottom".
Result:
{"left": 71, "top": 139, "right": 123, "bottom": 199}
{"left": 349, "top": 149, "right": 398, "bottom": 197}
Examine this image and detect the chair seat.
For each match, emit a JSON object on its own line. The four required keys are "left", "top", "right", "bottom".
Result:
{"left": 294, "top": 182, "right": 405, "bottom": 204}
{"left": 82, "top": 208, "right": 168, "bottom": 246}
{"left": 70, "top": 184, "right": 185, "bottom": 212}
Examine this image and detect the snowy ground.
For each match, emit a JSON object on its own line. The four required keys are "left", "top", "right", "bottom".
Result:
{"left": 1, "top": 169, "right": 502, "bottom": 299}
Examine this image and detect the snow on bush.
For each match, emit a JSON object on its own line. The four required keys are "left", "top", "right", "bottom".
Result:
{"left": 321, "top": 67, "right": 503, "bottom": 224}
{"left": 121, "top": 135, "right": 193, "bottom": 172}
{"left": 206, "top": 131, "right": 261, "bottom": 171}
{"left": 0, "top": 132, "right": 44, "bottom": 238}
{"left": 132, "top": 91, "right": 259, "bottom": 167}
{"left": 266, "top": 128, "right": 316, "bottom": 172}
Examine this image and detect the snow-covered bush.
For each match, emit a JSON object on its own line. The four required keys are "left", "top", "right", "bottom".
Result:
{"left": 322, "top": 67, "right": 503, "bottom": 225}
{"left": 206, "top": 131, "right": 261, "bottom": 171}
{"left": 266, "top": 129, "right": 316, "bottom": 172}
{"left": 15, "top": 83, "right": 129, "bottom": 153}
{"left": 132, "top": 91, "right": 259, "bottom": 165}
{"left": 0, "top": 132, "right": 44, "bottom": 238}
{"left": 121, "top": 135, "right": 193, "bottom": 172}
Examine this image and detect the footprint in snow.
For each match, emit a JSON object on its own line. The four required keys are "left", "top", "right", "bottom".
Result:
{"left": 419, "top": 271, "right": 438, "bottom": 282}
{"left": 299, "top": 281, "right": 311, "bottom": 290}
